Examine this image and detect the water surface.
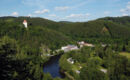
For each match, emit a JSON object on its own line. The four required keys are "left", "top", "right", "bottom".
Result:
{"left": 43, "top": 55, "right": 64, "bottom": 78}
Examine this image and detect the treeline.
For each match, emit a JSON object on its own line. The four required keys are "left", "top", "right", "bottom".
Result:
{"left": 58, "top": 20, "right": 130, "bottom": 40}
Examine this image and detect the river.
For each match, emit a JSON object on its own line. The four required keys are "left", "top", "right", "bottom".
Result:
{"left": 43, "top": 54, "right": 65, "bottom": 78}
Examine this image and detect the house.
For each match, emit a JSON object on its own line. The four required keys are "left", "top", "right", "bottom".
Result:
{"left": 67, "top": 58, "right": 74, "bottom": 64}
{"left": 75, "top": 70, "right": 80, "bottom": 74}
{"left": 101, "top": 44, "right": 107, "bottom": 47}
{"left": 78, "top": 41, "right": 95, "bottom": 47}
{"left": 100, "top": 69, "right": 107, "bottom": 73}
{"left": 61, "top": 45, "right": 79, "bottom": 52}
{"left": 78, "top": 41, "right": 85, "bottom": 45}
{"left": 78, "top": 41, "right": 85, "bottom": 48}
{"left": 84, "top": 43, "right": 95, "bottom": 47}
{"left": 23, "top": 20, "right": 28, "bottom": 28}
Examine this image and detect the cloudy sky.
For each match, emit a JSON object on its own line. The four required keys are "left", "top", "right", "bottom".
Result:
{"left": 0, "top": 0, "right": 130, "bottom": 22}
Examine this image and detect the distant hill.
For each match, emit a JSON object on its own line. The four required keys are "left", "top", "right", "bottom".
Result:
{"left": 58, "top": 19, "right": 130, "bottom": 40}
{"left": 98, "top": 16, "right": 130, "bottom": 27}
{"left": 0, "top": 17, "right": 73, "bottom": 54}
{"left": 59, "top": 21, "right": 73, "bottom": 23}
{"left": 0, "top": 16, "right": 130, "bottom": 54}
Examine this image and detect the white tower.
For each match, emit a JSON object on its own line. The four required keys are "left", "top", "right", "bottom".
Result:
{"left": 23, "top": 20, "right": 28, "bottom": 28}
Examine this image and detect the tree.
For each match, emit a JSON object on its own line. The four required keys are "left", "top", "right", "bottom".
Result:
{"left": 80, "top": 66, "right": 106, "bottom": 80}
{"left": 108, "top": 55, "right": 129, "bottom": 80}
{"left": 0, "top": 36, "right": 18, "bottom": 79}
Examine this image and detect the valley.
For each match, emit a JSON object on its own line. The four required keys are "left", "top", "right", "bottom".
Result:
{"left": 0, "top": 16, "right": 130, "bottom": 80}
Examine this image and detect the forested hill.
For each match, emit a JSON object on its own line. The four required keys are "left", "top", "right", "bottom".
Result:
{"left": 58, "top": 20, "right": 130, "bottom": 40}
{"left": 0, "top": 16, "right": 130, "bottom": 54}
{"left": 0, "top": 16, "right": 74, "bottom": 55}
{"left": 98, "top": 16, "right": 130, "bottom": 27}
{"left": 0, "top": 16, "right": 60, "bottom": 30}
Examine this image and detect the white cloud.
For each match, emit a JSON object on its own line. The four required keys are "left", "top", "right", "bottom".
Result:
{"left": 120, "top": 9, "right": 126, "bottom": 12}
{"left": 34, "top": 9, "right": 49, "bottom": 14}
{"left": 66, "top": 14, "right": 80, "bottom": 18}
{"left": 122, "top": 13, "right": 128, "bottom": 16}
{"left": 127, "top": 1, "right": 130, "bottom": 5}
{"left": 11, "top": 12, "right": 19, "bottom": 16}
{"left": 104, "top": 11, "right": 110, "bottom": 15}
{"left": 120, "top": 1, "right": 130, "bottom": 16}
{"left": 66, "top": 13, "right": 90, "bottom": 19}
{"left": 49, "top": 14, "right": 56, "bottom": 17}
{"left": 28, "top": 14, "right": 32, "bottom": 17}
{"left": 55, "top": 6, "right": 70, "bottom": 11}
{"left": 55, "top": 13, "right": 91, "bottom": 22}
{"left": 127, "top": 5, "right": 130, "bottom": 9}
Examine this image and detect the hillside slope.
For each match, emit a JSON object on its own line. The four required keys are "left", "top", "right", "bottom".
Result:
{"left": 58, "top": 20, "right": 130, "bottom": 40}
{"left": 0, "top": 16, "right": 130, "bottom": 53}
{"left": 98, "top": 16, "right": 130, "bottom": 27}
{"left": 0, "top": 17, "right": 73, "bottom": 54}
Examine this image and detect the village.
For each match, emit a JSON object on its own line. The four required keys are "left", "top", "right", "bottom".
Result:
{"left": 23, "top": 20, "right": 107, "bottom": 75}
{"left": 60, "top": 41, "right": 107, "bottom": 75}
{"left": 61, "top": 41, "right": 95, "bottom": 52}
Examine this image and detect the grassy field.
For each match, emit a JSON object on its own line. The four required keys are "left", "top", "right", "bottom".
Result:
{"left": 119, "top": 52, "right": 130, "bottom": 59}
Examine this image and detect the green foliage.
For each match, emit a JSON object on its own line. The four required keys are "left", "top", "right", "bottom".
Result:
{"left": 108, "top": 55, "right": 130, "bottom": 80}
{"left": 99, "top": 16, "right": 130, "bottom": 27}
{"left": 59, "top": 43, "right": 130, "bottom": 80}
{"left": 88, "top": 57, "right": 103, "bottom": 68}
{"left": 0, "top": 16, "right": 130, "bottom": 80}
{"left": 0, "top": 36, "right": 18, "bottom": 56}
{"left": 80, "top": 66, "right": 106, "bottom": 80}
{"left": 43, "top": 73, "right": 53, "bottom": 80}
{"left": 0, "top": 17, "right": 74, "bottom": 55}
{"left": 58, "top": 19, "right": 130, "bottom": 40}
{"left": 59, "top": 53, "right": 73, "bottom": 71}
{"left": 0, "top": 36, "right": 44, "bottom": 80}
{"left": 0, "top": 36, "right": 18, "bottom": 79}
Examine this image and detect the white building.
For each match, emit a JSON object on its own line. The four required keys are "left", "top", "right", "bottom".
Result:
{"left": 84, "top": 43, "right": 95, "bottom": 47}
{"left": 61, "top": 45, "right": 79, "bottom": 52}
{"left": 101, "top": 44, "right": 107, "bottom": 47}
{"left": 78, "top": 41, "right": 85, "bottom": 45}
{"left": 67, "top": 58, "right": 74, "bottom": 64}
{"left": 75, "top": 70, "right": 80, "bottom": 74}
{"left": 100, "top": 69, "right": 107, "bottom": 73}
{"left": 23, "top": 20, "right": 28, "bottom": 28}
{"left": 78, "top": 41, "right": 85, "bottom": 48}
{"left": 78, "top": 41, "right": 95, "bottom": 47}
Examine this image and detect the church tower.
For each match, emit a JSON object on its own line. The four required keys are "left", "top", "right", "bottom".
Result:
{"left": 23, "top": 20, "right": 28, "bottom": 28}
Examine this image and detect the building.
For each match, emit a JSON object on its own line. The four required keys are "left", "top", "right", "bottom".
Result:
{"left": 84, "top": 43, "right": 95, "bottom": 47}
{"left": 75, "top": 70, "right": 80, "bottom": 74}
{"left": 23, "top": 20, "right": 28, "bottom": 28}
{"left": 78, "top": 41, "right": 85, "bottom": 48}
{"left": 67, "top": 58, "right": 74, "bottom": 64}
{"left": 78, "top": 41, "right": 85, "bottom": 45}
{"left": 61, "top": 45, "right": 79, "bottom": 52}
{"left": 78, "top": 41, "right": 95, "bottom": 47}
{"left": 101, "top": 44, "right": 107, "bottom": 47}
{"left": 100, "top": 69, "right": 107, "bottom": 73}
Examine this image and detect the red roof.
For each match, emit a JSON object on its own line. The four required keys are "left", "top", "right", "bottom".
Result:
{"left": 23, "top": 20, "right": 27, "bottom": 23}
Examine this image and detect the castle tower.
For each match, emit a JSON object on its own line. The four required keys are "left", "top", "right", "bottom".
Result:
{"left": 23, "top": 20, "right": 28, "bottom": 28}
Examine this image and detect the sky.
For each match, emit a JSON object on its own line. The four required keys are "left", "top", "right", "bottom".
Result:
{"left": 0, "top": 0, "right": 130, "bottom": 22}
